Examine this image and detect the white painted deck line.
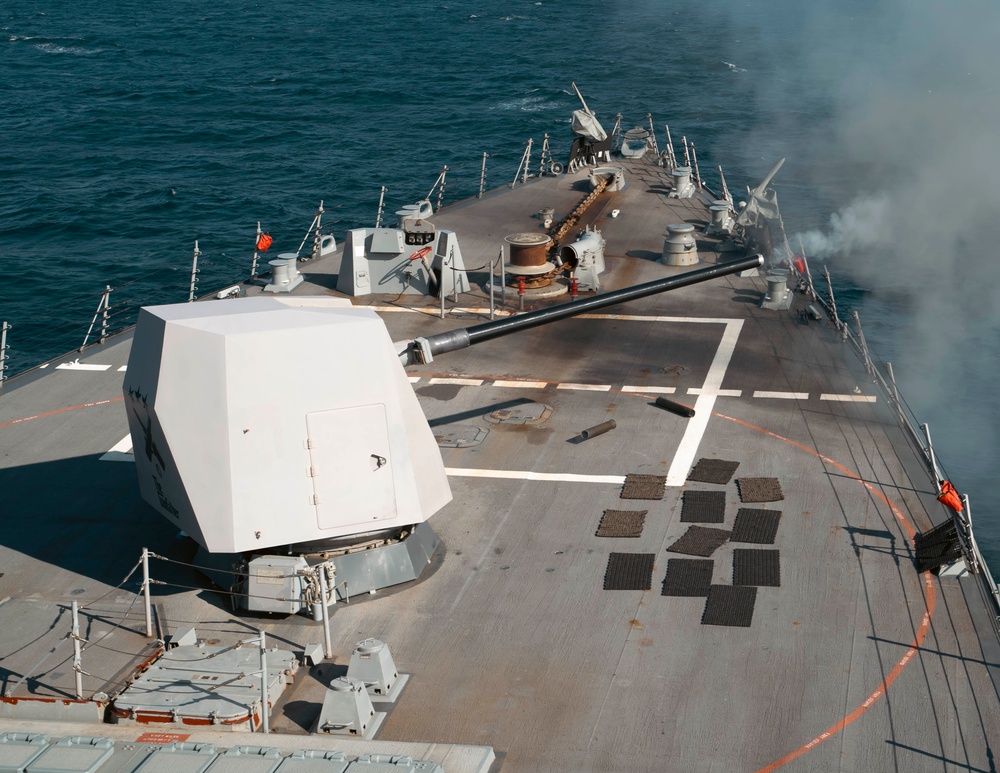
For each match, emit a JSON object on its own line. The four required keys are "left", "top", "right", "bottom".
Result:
{"left": 408, "top": 376, "right": 422, "bottom": 383}
{"left": 100, "top": 435, "right": 134, "bottom": 462}
{"left": 622, "top": 385, "right": 676, "bottom": 394}
{"left": 753, "top": 391, "right": 809, "bottom": 399}
{"left": 445, "top": 468, "right": 625, "bottom": 484}
{"left": 118, "top": 365, "right": 127, "bottom": 372}
{"left": 556, "top": 383, "right": 611, "bottom": 392}
{"left": 492, "top": 380, "right": 548, "bottom": 389}
{"left": 820, "top": 394, "right": 877, "bottom": 402}
{"left": 429, "top": 377, "right": 484, "bottom": 386}
{"left": 687, "top": 387, "right": 742, "bottom": 397}
{"left": 666, "top": 319, "right": 744, "bottom": 487}
{"left": 56, "top": 362, "right": 111, "bottom": 371}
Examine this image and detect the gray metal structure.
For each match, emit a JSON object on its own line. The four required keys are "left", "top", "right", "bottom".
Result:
{"left": 1, "top": 95, "right": 999, "bottom": 771}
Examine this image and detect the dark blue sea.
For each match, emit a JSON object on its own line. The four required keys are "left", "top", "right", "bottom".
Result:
{"left": 4, "top": 0, "right": 999, "bottom": 571}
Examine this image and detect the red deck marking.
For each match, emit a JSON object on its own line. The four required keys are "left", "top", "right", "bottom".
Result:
{"left": 707, "top": 410, "right": 937, "bottom": 772}
{"left": 135, "top": 731, "right": 190, "bottom": 744}
{"left": 0, "top": 397, "right": 124, "bottom": 429}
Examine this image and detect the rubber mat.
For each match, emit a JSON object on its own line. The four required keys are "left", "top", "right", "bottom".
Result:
{"left": 680, "top": 490, "right": 727, "bottom": 523}
{"left": 662, "top": 558, "right": 714, "bottom": 596}
{"left": 621, "top": 474, "right": 667, "bottom": 500}
{"left": 731, "top": 508, "right": 782, "bottom": 544}
{"left": 736, "top": 477, "right": 784, "bottom": 503}
{"left": 687, "top": 458, "right": 740, "bottom": 485}
{"left": 603, "top": 553, "right": 656, "bottom": 590}
{"left": 701, "top": 585, "right": 757, "bottom": 627}
{"left": 732, "top": 549, "right": 781, "bottom": 586}
{"left": 596, "top": 510, "right": 647, "bottom": 538}
{"left": 666, "top": 526, "right": 731, "bottom": 557}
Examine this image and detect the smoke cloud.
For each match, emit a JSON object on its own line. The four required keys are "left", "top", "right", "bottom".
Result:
{"left": 720, "top": 0, "right": 1000, "bottom": 549}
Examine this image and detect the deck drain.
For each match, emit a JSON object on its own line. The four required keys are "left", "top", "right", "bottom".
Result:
{"left": 485, "top": 402, "right": 552, "bottom": 425}
{"left": 603, "top": 553, "right": 655, "bottom": 590}
{"left": 736, "top": 477, "right": 784, "bottom": 503}
{"left": 596, "top": 510, "right": 647, "bottom": 538}
{"left": 680, "top": 490, "right": 726, "bottom": 523}
{"left": 666, "top": 526, "right": 731, "bottom": 557}
{"left": 733, "top": 549, "right": 781, "bottom": 587}
{"left": 662, "top": 558, "right": 714, "bottom": 597}
{"left": 687, "top": 458, "right": 740, "bottom": 485}
{"left": 620, "top": 474, "right": 666, "bottom": 500}
{"left": 435, "top": 425, "right": 489, "bottom": 448}
{"left": 701, "top": 585, "right": 757, "bottom": 627}
{"left": 731, "top": 508, "right": 781, "bottom": 544}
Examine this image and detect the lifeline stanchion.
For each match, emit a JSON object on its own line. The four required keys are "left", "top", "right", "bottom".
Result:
{"left": 259, "top": 631, "right": 269, "bottom": 734}
{"left": 142, "top": 547, "right": 153, "bottom": 638}
{"left": 317, "top": 564, "right": 334, "bottom": 660}
{"left": 518, "top": 276, "right": 525, "bottom": 311}
{"left": 72, "top": 601, "right": 84, "bottom": 700}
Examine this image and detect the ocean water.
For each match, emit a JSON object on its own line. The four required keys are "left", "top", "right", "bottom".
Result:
{"left": 3, "top": 0, "right": 998, "bottom": 571}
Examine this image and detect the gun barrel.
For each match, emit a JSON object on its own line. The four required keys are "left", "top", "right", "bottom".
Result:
{"left": 421, "top": 254, "right": 762, "bottom": 360}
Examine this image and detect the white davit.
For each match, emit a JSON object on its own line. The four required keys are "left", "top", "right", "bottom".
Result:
{"left": 123, "top": 296, "right": 452, "bottom": 554}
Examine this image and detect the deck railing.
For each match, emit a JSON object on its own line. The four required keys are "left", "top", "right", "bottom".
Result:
{"left": 805, "top": 259, "right": 1000, "bottom": 640}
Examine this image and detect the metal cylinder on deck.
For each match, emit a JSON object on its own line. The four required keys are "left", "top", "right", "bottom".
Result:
{"left": 710, "top": 201, "right": 730, "bottom": 227}
{"left": 661, "top": 224, "right": 699, "bottom": 266}
{"left": 672, "top": 166, "right": 693, "bottom": 189}
{"left": 502, "top": 233, "right": 565, "bottom": 297}
{"left": 766, "top": 274, "right": 787, "bottom": 302}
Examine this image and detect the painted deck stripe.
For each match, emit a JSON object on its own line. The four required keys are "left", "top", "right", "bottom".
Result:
{"left": 407, "top": 376, "right": 421, "bottom": 383}
{"left": 753, "top": 391, "right": 809, "bottom": 399}
{"left": 100, "top": 435, "right": 134, "bottom": 462}
{"left": 666, "top": 320, "right": 744, "bottom": 487}
{"left": 56, "top": 362, "right": 111, "bottom": 371}
{"left": 118, "top": 365, "right": 127, "bottom": 372}
{"left": 493, "top": 380, "right": 548, "bottom": 389}
{"left": 820, "top": 394, "right": 877, "bottom": 402}
{"left": 556, "top": 383, "right": 611, "bottom": 392}
{"left": 445, "top": 467, "right": 625, "bottom": 484}
{"left": 428, "top": 377, "right": 484, "bottom": 386}
{"left": 622, "top": 385, "right": 676, "bottom": 394}
{"left": 687, "top": 387, "right": 742, "bottom": 397}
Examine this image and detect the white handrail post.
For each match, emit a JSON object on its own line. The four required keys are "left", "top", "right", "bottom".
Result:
{"left": 258, "top": 631, "right": 269, "bottom": 734}
{"left": 664, "top": 125, "right": 677, "bottom": 168}
{"left": 478, "top": 154, "right": 489, "bottom": 198}
{"left": 489, "top": 256, "right": 496, "bottom": 320}
{"left": 0, "top": 321, "right": 10, "bottom": 389}
{"left": 522, "top": 138, "right": 533, "bottom": 184}
{"left": 375, "top": 186, "right": 387, "bottom": 228}
{"left": 71, "top": 601, "right": 83, "bottom": 700}
{"left": 251, "top": 222, "right": 262, "bottom": 279}
{"left": 436, "top": 166, "right": 448, "bottom": 212}
{"left": 690, "top": 142, "right": 702, "bottom": 189}
{"left": 311, "top": 200, "right": 325, "bottom": 260}
{"left": 142, "top": 547, "right": 153, "bottom": 638}
{"left": 921, "top": 423, "right": 941, "bottom": 490}
{"left": 317, "top": 564, "right": 334, "bottom": 660}
{"left": 188, "top": 241, "right": 201, "bottom": 302}
{"left": 98, "top": 286, "right": 111, "bottom": 344}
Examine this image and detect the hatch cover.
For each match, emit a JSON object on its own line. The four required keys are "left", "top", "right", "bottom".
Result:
{"left": 434, "top": 424, "right": 489, "bottom": 448}
{"left": 485, "top": 402, "right": 552, "bottom": 425}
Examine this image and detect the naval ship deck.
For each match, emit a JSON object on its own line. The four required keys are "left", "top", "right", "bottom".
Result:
{"left": 1, "top": 154, "right": 998, "bottom": 771}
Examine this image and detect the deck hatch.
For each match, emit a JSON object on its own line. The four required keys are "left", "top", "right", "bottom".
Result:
{"left": 733, "top": 549, "right": 781, "bottom": 586}
{"left": 666, "top": 526, "right": 731, "bottom": 557}
{"left": 736, "top": 477, "right": 784, "bottom": 503}
{"left": 731, "top": 508, "right": 782, "bottom": 544}
{"left": 701, "top": 585, "right": 757, "bottom": 627}
{"left": 662, "top": 558, "right": 714, "bottom": 596}
{"left": 620, "top": 474, "right": 666, "bottom": 500}
{"left": 687, "top": 458, "right": 740, "bottom": 484}
{"left": 603, "top": 553, "right": 655, "bottom": 590}
{"left": 680, "top": 490, "right": 726, "bottom": 523}
{"left": 596, "top": 510, "right": 647, "bottom": 538}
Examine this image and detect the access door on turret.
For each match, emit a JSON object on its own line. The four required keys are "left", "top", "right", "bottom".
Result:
{"left": 307, "top": 404, "right": 397, "bottom": 530}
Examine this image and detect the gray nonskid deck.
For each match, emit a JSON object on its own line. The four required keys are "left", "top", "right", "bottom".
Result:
{"left": 0, "top": 156, "right": 997, "bottom": 771}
